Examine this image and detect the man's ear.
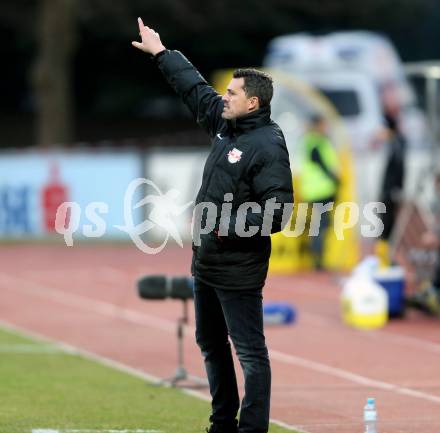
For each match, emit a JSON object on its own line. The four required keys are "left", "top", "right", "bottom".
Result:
{"left": 248, "top": 96, "right": 259, "bottom": 111}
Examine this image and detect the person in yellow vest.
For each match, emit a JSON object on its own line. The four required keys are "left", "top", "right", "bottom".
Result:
{"left": 299, "top": 114, "right": 340, "bottom": 269}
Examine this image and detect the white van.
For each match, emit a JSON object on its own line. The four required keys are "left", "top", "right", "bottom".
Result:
{"left": 263, "top": 31, "right": 429, "bottom": 149}
{"left": 283, "top": 68, "right": 383, "bottom": 150}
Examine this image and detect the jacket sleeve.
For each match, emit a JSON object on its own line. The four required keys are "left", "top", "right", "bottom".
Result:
{"left": 155, "top": 50, "right": 224, "bottom": 138}
{"left": 311, "top": 147, "right": 340, "bottom": 185}
{"left": 220, "top": 139, "right": 294, "bottom": 239}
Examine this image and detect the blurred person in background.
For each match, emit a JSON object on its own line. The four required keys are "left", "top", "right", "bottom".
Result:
{"left": 298, "top": 114, "right": 340, "bottom": 270}
{"left": 406, "top": 171, "right": 440, "bottom": 315}
{"left": 132, "top": 18, "right": 293, "bottom": 433}
{"left": 375, "top": 112, "right": 406, "bottom": 266}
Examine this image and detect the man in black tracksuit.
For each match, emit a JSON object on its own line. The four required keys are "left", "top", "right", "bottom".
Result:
{"left": 133, "top": 19, "right": 293, "bottom": 433}
{"left": 379, "top": 113, "right": 406, "bottom": 241}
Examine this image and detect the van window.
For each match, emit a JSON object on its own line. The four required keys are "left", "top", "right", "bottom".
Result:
{"left": 317, "top": 88, "right": 361, "bottom": 117}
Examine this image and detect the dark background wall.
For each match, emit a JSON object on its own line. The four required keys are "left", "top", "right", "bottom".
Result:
{"left": 1, "top": 0, "right": 439, "bottom": 147}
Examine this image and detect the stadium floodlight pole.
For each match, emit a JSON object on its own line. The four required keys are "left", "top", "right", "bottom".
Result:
{"left": 137, "top": 275, "right": 208, "bottom": 388}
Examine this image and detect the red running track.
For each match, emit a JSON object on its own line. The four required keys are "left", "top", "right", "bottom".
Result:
{"left": 1, "top": 243, "right": 440, "bottom": 433}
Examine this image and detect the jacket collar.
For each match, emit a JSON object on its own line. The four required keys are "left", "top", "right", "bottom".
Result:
{"left": 227, "top": 105, "right": 271, "bottom": 136}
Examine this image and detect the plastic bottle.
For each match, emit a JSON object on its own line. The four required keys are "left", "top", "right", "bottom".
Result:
{"left": 340, "top": 277, "right": 388, "bottom": 329}
{"left": 364, "top": 397, "right": 378, "bottom": 433}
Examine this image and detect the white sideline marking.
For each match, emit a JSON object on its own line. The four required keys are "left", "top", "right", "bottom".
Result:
{"left": 269, "top": 419, "right": 309, "bottom": 433}
{"left": 27, "top": 266, "right": 140, "bottom": 288}
{"left": 300, "top": 310, "right": 440, "bottom": 355}
{"left": 0, "top": 320, "right": 162, "bottom": 385}
{"left": 0, "top": 272, "right": 175, "bottom": 333}
{"left": 269, "top": 349, "right": 440, "bottom": 405}
{"left": 32, "top": 430, "right": 162, "bottom": 433}
{"left": 6, "top": 268, "right": 440, "bottom": 355}
{"left": 0, "top": 320, "right": 301, "bottom": 433}
{"left": 2, "top": 271, "right": 440, "bottom": 407}
{"left": 0, "top": 343, "right": 72, "bottom": 354}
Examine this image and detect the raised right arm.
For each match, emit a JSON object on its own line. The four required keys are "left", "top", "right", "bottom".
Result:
{"left": 132, "top": 18, "right": 224, "bottom": 137}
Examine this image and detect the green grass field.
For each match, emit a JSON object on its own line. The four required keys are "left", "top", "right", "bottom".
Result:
{"left": 0, "top": 326, "right": 296, "bottom": 433}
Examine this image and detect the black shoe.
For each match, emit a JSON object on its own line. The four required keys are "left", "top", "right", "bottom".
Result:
{"left": 206, "top": 421, "right": 238, "bottom": 433}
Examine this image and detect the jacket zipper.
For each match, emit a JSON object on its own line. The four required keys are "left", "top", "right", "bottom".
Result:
{"left": 200, "top": 139, "right": 233, "bottom": 202}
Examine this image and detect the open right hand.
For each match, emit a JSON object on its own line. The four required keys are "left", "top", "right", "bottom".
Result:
{"left": 132, "top": 17, "right": 166, "bottom": 55}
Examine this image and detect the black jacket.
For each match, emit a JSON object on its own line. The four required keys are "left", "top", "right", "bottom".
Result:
{"left": 381, "top": 132, "right": 406, "bottom": 201}
{"left": 155, "top": 50, "right": 293, "bottom": 290}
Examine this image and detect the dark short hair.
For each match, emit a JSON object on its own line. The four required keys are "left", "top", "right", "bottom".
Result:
{"left": 233, "top": 68, "right": 273, "bottom": 107}
{"left": 309, "top": 113, "right": 325, "bottom": 125}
